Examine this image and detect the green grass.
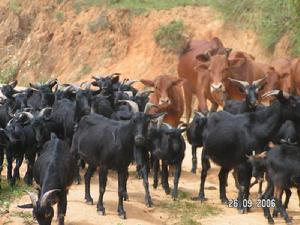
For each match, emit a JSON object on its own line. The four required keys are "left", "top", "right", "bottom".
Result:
{"left": 55, "top": 11, "right": 65, "bottom": 23}
{"left": 0, "top": 62, "right": 20, "bottom": 83}
{"left": 9, "top": 0, "right": 22, "bottom": 14}
{"left": 210, "top": 0, "right": 300, "bottom": 56}
{"left": 154, "top": 19, "right": 189, "bottom": 54}
{"left": 159, "top": 190, "right": 220, "bottom": 225}
{"left": 0, "top": 176, "right": 34, "bottom": 212}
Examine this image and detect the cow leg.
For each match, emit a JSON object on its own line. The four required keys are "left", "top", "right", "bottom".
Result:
{"left": 274, "top": 186, "right": 292, "bottom": 224}
{"left": 193, "top": 149, "right": 210, "bottom": 201}
{"left": 97, "top": 168, "right": 108, "bottom": 215}
{"left": 57, "top": 191, "right": 67, "bottom": 225}
{"left": 191, "top": 145, "right": 197, "bottom": 173}
{"left": 171, "top": 162, "right": 182, "bottom": 200}
{"left": 117, "top": 168, "right": 127, "bottom": 219}
{"left": 84, "top": 164, "right": 96, "bottom": 205}
{"left": 11, "top": 155, "right": 24, "bottom": 186}
{"left": 235, "top": 163, "right": 252, "bottom": 214}
{"left": 219, "top": 167, "right": 230, "bottom": 204}
{"left": 153, "top": 158, "right": 159, "bottom": 189}
{"left": 183, "top": 83, "right": 193, "bottom": 123}
{"left": 24, "top": 152, "right": 35, "bottom": 185}
{"left": 141, "top": 163, "right": 153, "bottom": 207}
{"left": 161, "top": 161, "right": 170, "bottom": 195}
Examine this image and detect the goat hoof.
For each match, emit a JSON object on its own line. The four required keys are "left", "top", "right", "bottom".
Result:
{"left": 145, "top": 197, "right": 153, "bottom": 207}
{"left": 164, "top": 187, "right": 171, "bottom": 195}
{"left": 191, "top": 168, "right": 196, "bottom": 174}
{"left": 97, "top": 209, "right": 106, "bottom": 216}
{"left": 221, "top": 198, "right": 229, "bottom": 205}
{"left": 118, "top": 211, "right": 127, "bottom": 219}
{"left": 123, "top": 193, "right": 129, "bottom": 201}
{"left": 191, "top": 196, "right": 207, "bottom": 202}
{"left": 85, "top": 198, "right": 93, "bottom": 205}
{"left": 238, "top": 208, "right": 247, "bottom": 214}
{"left": 268, "top": 218, "right": 275, "bottom": 224}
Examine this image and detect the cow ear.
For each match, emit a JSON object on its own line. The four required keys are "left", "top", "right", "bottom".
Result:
{"left": 224, "top": 48, "right": 232, "bottom": 57}
{"left": 196, "top": 53, "right": 210, "bottom": 62}
{"left": 9, "top": 80, "right": 18, "bottom": 88}
{"left": 229, "top": 58, "right": 245, "bottom": 68}
{"left": 140, "top": 79, "right": 154, "bottom": 87}
{"left": 172, "top": 78, "right": 185, "bottom": 86}
{"left": 194, "top": 64, "right": 208, "bottom": 72}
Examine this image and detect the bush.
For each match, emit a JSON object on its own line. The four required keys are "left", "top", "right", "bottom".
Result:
{"left": 154, "top": 20, "right": 189, "bottom": 54}
{"left": 211, "top": 0, "right": 300, "bottom": 55}
{"left": 88, "top": 11, "right": 111, "bottom": 33}
{"left": 55, "top": 11, "right": 65, "bottom": 23}
{"left": 0, "top": 62, "right": 20, "bottom": 83}
{"left": 9, "top": 0, "right": 22, "bottom": 14}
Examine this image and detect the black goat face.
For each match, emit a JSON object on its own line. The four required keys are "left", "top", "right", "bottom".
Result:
{"left": 76, "top": 90, "right": 92, "bottom": 117}
{"left": 245, "top": 85, "right": 258, "bottom": 110}
{"left": 0, "top": 81, "right": 18, "bottom": 98}
{"left": 132, "top": 112, "right": 150, "bottom": 147}
{"left": 92, "top": 76, "right": 119, "bottom": 94}
{"left": 32, "top": 118, "right": 50, "bottom": 147}
{"left": 33, "top": 203, "right": 54, "bottom": 225}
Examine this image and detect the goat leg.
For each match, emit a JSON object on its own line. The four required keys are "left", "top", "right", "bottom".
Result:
{"left": 274, "top": 186, "right": 292, "bottom": 224}
{"left": 161, "top": 161, "right": 170, "bottom": 195}
{"left": 57, "top": 191, "right": 67, "bottom": 225}
{"left": 140, "top": 163, "right": 153, "bottom": 207}
{"left": 84, "top": 164, "right": 96, "bottom": 205}
{"left": 193, "top": 149, "right": 210, "bottom": 202}
{"left": 117, "top": 168, "right": 127, "bottom": 219}
{"left": 172, "top": 162, "right": 182, "bottom": 200}
{"left": 97, "top": 168, "right": 108, "bottom": 215}
{"left": 191, "top": 145, "right": 197, "bottom": 173}
{"left": 0, "top": 146, "right": 3, "bottom": 189}
{"left": 11, "top": 156, "right": 24, "bottom": 186}
{"left": 152, "top": 158, "right": 159, "bottom": 189}
{"left": 219, "top": 167, "right": 230, "bottom": 204}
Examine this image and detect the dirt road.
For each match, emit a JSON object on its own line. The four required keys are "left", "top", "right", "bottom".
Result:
{"left": 2, "top": 142, "right": 300, "bottom": 225}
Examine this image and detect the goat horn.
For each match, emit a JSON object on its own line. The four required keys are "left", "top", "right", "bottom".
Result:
{"left": 258, "top": 151, "right": 267, "bottom": 158}
{"left": 252, "top": 76, "right": 267, "bottom": 87}
{"left": 194, "top": 111, "right": 206, "bottom": 118}
{"left": 118, "top": 100, "right": 139, "bottom": 113}
{"left": 156, "top": 112, "right": 167, "bottom": 129}
{"left": 40, "top": 189, "right": 61, "bottom": 208}
{"left": 144, "top": 102, "right": 159, "bottom": 114}
{"left": 124, "top": 80, "right": 139, "bottom": 86}
{"left": 91, "top": 75, "right": 100, "bottom": 80}
{"left": 109, "top": 72, "right": 121, "bottom": 77}
{"left": 135, "top": 89, "right": 154, "bottom": 97}
{"left": 25, "top": 191, "right": 38, "bottom": 208}
{"left": 162, "top": 122, "right": 173, "bottom": 130}
{"left": 177, "top": 123, "right": 187, "bottom": 130}
{"left": 262, "top": 90, "right": 290, "bottom": 99}
{"left": 228, "top": 77, "right": 249, "bottom": 88}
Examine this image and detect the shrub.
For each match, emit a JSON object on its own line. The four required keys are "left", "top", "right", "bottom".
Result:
{"left": 9, "top": 0, "right": 22, "bottom": 14}
{"left": 154, "top": 20, "right": 189, "bottom": 54}
{"left": 0, "top": 62, "right": 20, "bottom": 83}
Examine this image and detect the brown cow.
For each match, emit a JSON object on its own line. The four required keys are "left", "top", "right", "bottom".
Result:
{"left": 271, "top": 58, "right": 293, "bottom": 93}
{"left": 291, "top": 58, "right": 300, "bottom": 95}
{"left": 177, "top": 37, "right": 225, "bottom": 122}
{"left": 140, "top": 75, "right": 184, "bottom": 127}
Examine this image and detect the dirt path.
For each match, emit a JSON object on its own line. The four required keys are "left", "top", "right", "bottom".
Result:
{"left": 2, "top": 142, "right": 300, "bottom": 225}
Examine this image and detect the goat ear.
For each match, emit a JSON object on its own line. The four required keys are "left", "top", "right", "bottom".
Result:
{"left": 17, "top": 203, "right": 34, "bottom": 209}
{"left": 48, "top": 79, "right": 58, "bottom": 89}
{"left": 111, "top": 76, "right": 120, "bottom": 84}
{"left": 9, "top": 80, "right": 18, "bottom": 88}
{"left": 140, "top": 79, "right": 154, "bottom": 87}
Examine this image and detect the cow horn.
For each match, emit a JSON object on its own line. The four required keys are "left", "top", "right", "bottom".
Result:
{"left": 228, "top": 78, "right": 249, "bottom": 88}
{"left": 40, "top": 189, "right": 60, "bottom": 208}
{"left": 118, "top": 100, "right": 139, "bottom": 113}
{"left": 135, "top": 89, "right": 154, "bottom": 97}
{"left": 144, "top": 102, "right": 158, "bottom": 114}
{"left": 262, "top": 90, "right": 290, "bottom": 99}
{"left": 124, "top": 80, "right": 139, "bottom": 86}
{"left": 25, "top": 191, "right": 38, "bottom": 208}
{"left": 252, "top": 76, "right": 267, "bottom": 87}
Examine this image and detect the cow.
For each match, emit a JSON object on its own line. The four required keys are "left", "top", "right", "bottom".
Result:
{"left": 140, "top": 75, "right": 184, "bottom": 127}
{"left": 291, "top": 57, "right": 300, "bottom": 95}
{"left": 270, "top": 58, "right": 293, "bottom": 93}
{"left": 177, "top": 37, "right": 225, "bottom": 122}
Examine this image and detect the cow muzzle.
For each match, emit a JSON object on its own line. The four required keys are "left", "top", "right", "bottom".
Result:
{"left": 210, "top": 83, "right": 225, "bottom": 92}
{"left": 159, "top": 98, "right": 171, "bottom": 105}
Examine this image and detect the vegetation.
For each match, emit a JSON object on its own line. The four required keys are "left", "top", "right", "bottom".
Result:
{"left": 0, "top": 62, "right": 20, "bottom": 83}
{"left": 159, "top": 190, "right": 220, "bottom": 225}
{"left": 72, "top": 0, "right": 105, "bottom": 13}
{"left": 88, "top": 11, "right": 112, "bottom": 33}
{"left": 9, "top": 0, "right": 22, "bottom": 14}
{"left": 154, "top": 20, "right": 189, "bottom": 54}
{"left": 79, "top": 64, "right": 92, "bottom": 75}
{"left": 211, "top": 0, "right": 300, "bottom": 55}
{"left": 55, "top": 11, "right": 65, "bottom": 23}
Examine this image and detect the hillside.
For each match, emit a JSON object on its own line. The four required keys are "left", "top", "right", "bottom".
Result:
{"left": 0, "top": 0, "right": 291, "bottom": 85}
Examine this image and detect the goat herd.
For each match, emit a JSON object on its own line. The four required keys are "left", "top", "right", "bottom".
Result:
{"left": 0, "top": 39, "right": 300, "bottom": 225}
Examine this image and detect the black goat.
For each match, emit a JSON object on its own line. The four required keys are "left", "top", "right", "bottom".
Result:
{"left": 71, "top": 103, "right": 161, "bottom": 219}
{"left": 186, "top": 111, "right": 207, "bottom": 173}
{"left": 197, "top": 90, "right": 300, "bottom": 214}
{"left": 248, "top": 145, "right": 300, "bottom": 224}
{"left": 148, "top": 121, "right": 186, "bottom": 199}
{"left": 18, "top": 133, "right": 76, "bottom": 225}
